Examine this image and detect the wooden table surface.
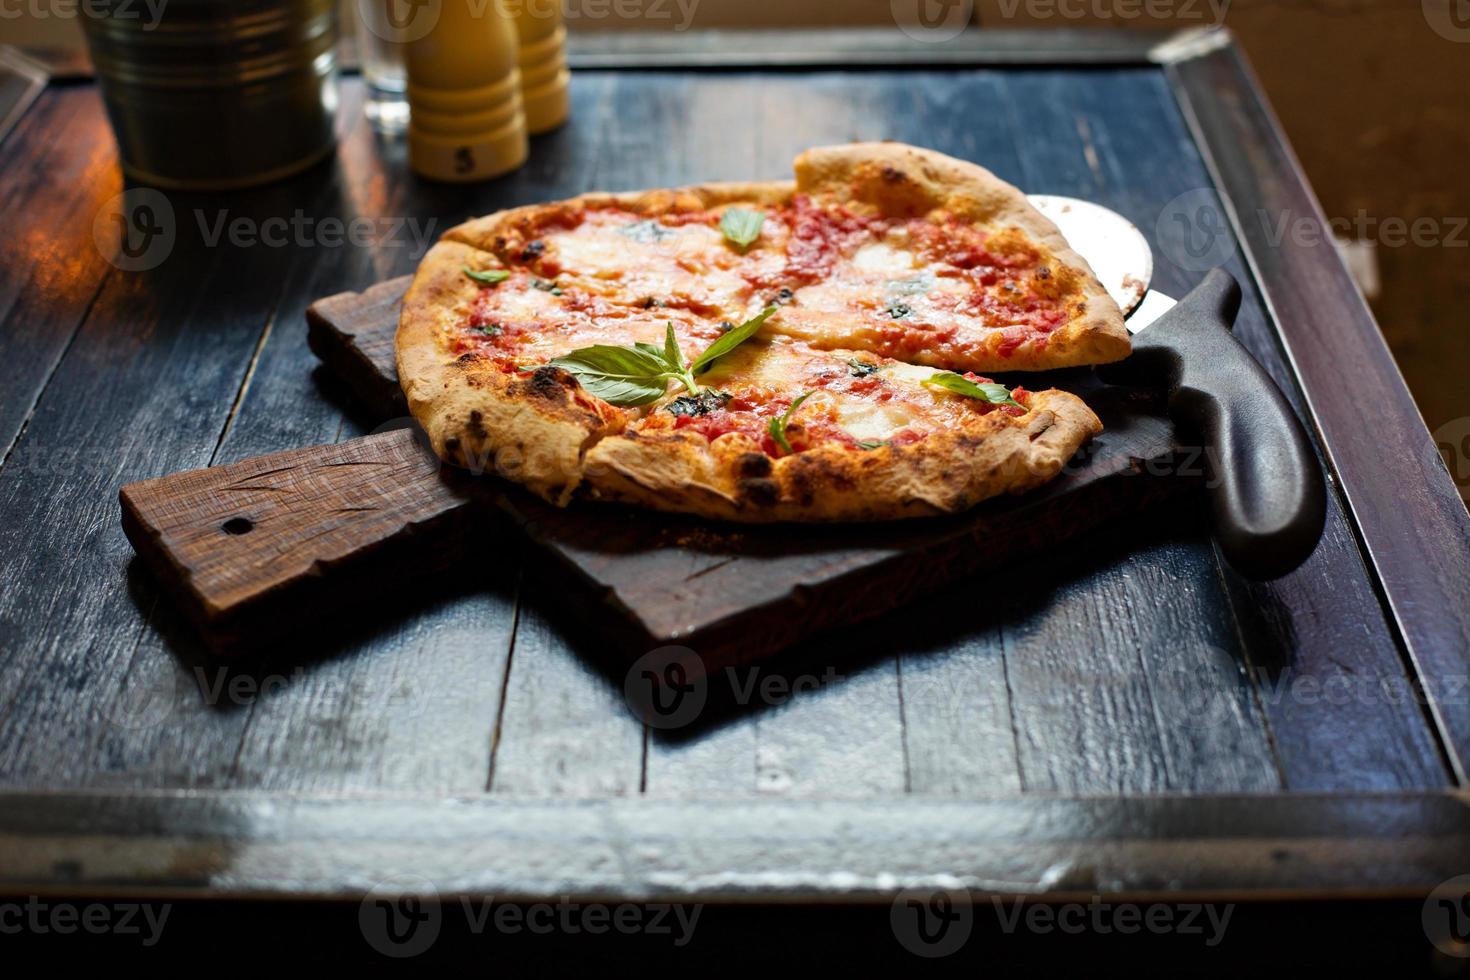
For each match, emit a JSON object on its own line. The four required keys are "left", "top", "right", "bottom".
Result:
{"left": 0, "top": 30, "right": 1467, "bottom": 915}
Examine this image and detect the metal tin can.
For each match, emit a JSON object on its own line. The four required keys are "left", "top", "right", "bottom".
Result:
{"left": 81, "top": 0, "right": 339, "bottom": 191}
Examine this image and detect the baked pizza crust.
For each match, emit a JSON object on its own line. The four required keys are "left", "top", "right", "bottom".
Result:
{"left": 793, "top": 143, "right": 1131, "bottom": 370}
{"left": 397, "top": 142, "right": 1121, "bottom": 521}
{"left": 581, "top": 389, "right": 1100, "bottom": 522}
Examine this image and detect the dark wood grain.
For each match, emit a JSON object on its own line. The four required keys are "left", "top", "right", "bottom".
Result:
{"left": 0, "top": 89, "right": 117, "bottom": 467}
{"left": 121, "top": 429, "right": 482, "bottom": 648}
{"left": 110, "top": 86, "right": 525, "bottom": 796}
{"left": 2, "top": 790, "right": 1467, "bottom": 899}
{"left": 1168, "top": 43, "right": 1470, "bottom": 783}
{"left": 0, "top": 128, "right": 343, "bottom": 786}
{"left": 1002, "top": 67, "right": 1447, "bottom": 792}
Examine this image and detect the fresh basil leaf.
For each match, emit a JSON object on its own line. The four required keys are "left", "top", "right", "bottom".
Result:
{"left": 847, "top": 359, "right": 881, "bottom": 378}
{"left": 470, "top": 322, "right": 502, "bottom": 336}
{"left": 663, "top": 321, "right": 685, "bottom": 372}
{"left": 855, "top": 440, "right": 887, "bottom": 450}
{"left": 665, "top": 390, "right": 731, "bottom": 417}
{"left": 691, "top": 306, "right": 778, "bottom": 376}
{"left": 464, "top": 266, "right": 510, "bottom": 285}
{"left": 922, "top": 371, "right": 1026, "bottom": 410}
{"left": 548, "top": 345, "right": 671, "bottom": 406}
{"left": 719, "top": 207, "right": 766, "bottom": 251}
{"left": 532, "top": 278, "right": 562, "bottom": 295}
{"left": 619, "top": 220, "right": 675, "bottom": 244}
{"left": 767, "top": 391, "right": 813, "bottom": 456}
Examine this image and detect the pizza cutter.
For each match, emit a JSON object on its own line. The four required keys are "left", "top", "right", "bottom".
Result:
{"left": 1028, "top": 195, "right": 1326, "bottom": 579}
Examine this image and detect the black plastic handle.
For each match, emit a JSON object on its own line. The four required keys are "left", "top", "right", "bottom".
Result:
{"left": 1098, "top": 269, "right": 1327, "bottom": 579}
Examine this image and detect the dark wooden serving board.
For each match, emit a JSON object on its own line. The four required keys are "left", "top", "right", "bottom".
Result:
{"left": 121, "top": 275, "right": 1198, "bottom": 667}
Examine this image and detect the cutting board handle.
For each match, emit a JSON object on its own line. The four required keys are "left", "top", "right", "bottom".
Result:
{"left": 119, "top": 428, "right": 479, "bottom": 651}
{"left": 1099, "top": 269, "right": 1327, "bottom": 579}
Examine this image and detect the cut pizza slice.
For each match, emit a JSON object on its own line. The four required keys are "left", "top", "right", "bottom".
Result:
{"left": 772, "top": 143, "right": 1131, "bottom": 371}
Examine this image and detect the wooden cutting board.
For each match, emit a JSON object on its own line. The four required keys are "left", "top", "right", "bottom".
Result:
{"left": 120, "top": 276, "right": 1195, "bottom": 668}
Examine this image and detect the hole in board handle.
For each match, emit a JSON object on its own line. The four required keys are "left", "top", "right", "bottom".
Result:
{"left": 221, "top": 517, "right": 254, "bottom": 536}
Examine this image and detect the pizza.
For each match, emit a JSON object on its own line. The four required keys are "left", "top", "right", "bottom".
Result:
{"left": 397, "top": 143, "right": 1128, "bottom": 521}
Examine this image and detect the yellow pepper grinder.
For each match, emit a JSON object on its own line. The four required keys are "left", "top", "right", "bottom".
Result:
{"left": 513, "top": 1, "right": 570, "bottom": 134}
{"left": 405, "top": 0, "right": 528, "bottom": 182}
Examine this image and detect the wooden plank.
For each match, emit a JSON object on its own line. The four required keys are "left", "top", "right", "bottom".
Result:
{"left": 1003, "top": 68, "right": 1447, "bottom": 792}
{"left": 0, "top": 89, "right": 117, "bottom": 470}
{"left": 0, "top": 170, "right": 327, "bottom": 787}
{"left": 488, "top": 598, "right": 647, "bottom": 797}
{"left": 964, "top": 70, "right": 1276, "bottom": 792}
{"left": 1110, "top": 62, "right": 1453, "bottom": 790}
{"left": 565, "top": 27, "right": 1165, "bottom": 69}
{"left": 116, "top": 85, "right": 522, "bottom": 795}
{"left": 121, "top": 430, "right": 482, "bottom": 646}
{"left": 1, "top": 791, "right": 1467, "bottom": 899}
